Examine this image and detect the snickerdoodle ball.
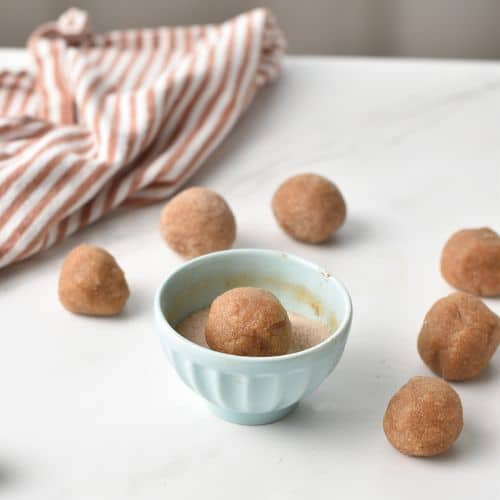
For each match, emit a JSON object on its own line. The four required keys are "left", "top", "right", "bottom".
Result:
{"left": 383, "top": 376, "right": 463, "bottom": 457}
{"left": 205, "top": 287, "right": 291, "bottom": 356}
{"left": 441, "top": 227, "right": 500, "bottom": 296}
{"left": 418, "top": 292, "right": 499, "bottom": 381}
{"left": 160, "top": 187, "right": 236, "bottom": 259}
{"left": 272, "top": 173, "right": 346, "bottom": 244}
{"left": 59, "top": 244, "right": 130, "bottom": 316}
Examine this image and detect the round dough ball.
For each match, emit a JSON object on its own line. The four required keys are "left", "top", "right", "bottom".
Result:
{"left": 272, "top": 173, "right": 346, "bottom": 244}
{"left": 59, "top": 244, "right": 130, "bottom": 316}
{"left": 160, "top": 187, "right": 236, "bottom": 259}
{"left": 383, "top": 376, "right": 463, "bottom": 457}
{"left": 205, "top": 287, "right": 291, "bottom": 356}
{"left": 441, "top": 227, "right": 500, "bottom": 297}
{"left": 418, "top": 292, "right": 499, "bottom": 381}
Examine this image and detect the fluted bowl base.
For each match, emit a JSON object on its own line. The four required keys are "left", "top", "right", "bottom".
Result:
{"left": 207, "top": 402, "right": 298, "bottom": 425}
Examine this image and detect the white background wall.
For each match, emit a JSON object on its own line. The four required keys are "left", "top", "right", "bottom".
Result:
{"left": 2, "top": 0, "right": 500, "bottom": 59}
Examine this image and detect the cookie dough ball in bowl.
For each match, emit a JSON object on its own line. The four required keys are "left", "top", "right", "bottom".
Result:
{"left": 59, "top": 244, "right": 129, "bottom": 316}
{"left": 205, "top": 287, "right": 291, "bottom": 356}
{"left": 272, "top": 173, "right": 346, "bottom": 244}
{"left": 418, "top": 292, "right": 499, "bottom": 381}
{"left": 441, "top": 227, "right": 500, "bottom": 296}
{"left": 160, "top": 187, "right": 236, "bottom": 259}
{"left": 383, "top": 376, "right": 463, "bottom": 457}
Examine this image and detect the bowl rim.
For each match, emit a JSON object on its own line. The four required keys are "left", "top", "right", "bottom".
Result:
{"left": 154, "top": 248, "right": 352, "bottom": 363}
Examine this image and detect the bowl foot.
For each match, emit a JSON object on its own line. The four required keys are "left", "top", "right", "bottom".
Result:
{"left": 206, "top": 402, "right": 298, "bottom": 425}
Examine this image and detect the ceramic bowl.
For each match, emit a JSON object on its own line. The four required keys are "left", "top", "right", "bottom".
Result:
{"left": 154, "top": 249, "right": 352, "bottom": 425}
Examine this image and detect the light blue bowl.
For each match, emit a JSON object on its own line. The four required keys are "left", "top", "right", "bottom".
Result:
{"left": 154, "top": 249, "right": 352, "bottom": 425}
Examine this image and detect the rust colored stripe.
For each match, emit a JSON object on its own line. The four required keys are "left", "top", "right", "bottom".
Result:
{"left": 123, "top": 94, "right": 137, "bottom": 162}
{"left": 17, "top": 82, "right": 37, "bottom": 115}
{"left": 77, "top": 202, "right": 93, "bottom": 230}
{"left": 56, "top": 217, "right": 69, "bottom": 241}
{"left": 31, "top": 43, "right": 50, "bottom": 121}
{"left": 152, "top": 29, "right": 159, "bottom": 48}
{"left": 134, "top": 65, "right": 175, "bottom": 163}
{"left": 154, "top": 21, "right": 238, "bottom": 180}
{"left": 0, "top": 156, "right": 88, "bottom": 257}
{"left": 135, "top": 30, "right": 143, "bottom": 50}
{"left": 10, "top": 159, "right": 116, "bottom": 261}
{"left": 0, "top": 73, "right": 21, "bottom": 115}
{"left": 0, "top": 131, "right": 88, "bottom": 198}
{"left": 95, "top": 46, "right": 137, "bottom": 155}
{"left": 16, "top": 231, "right": 47, "bottom": 262}
{"left": 185, "top": 27, "right": 192, "bottom": 52}
{"left": 0, "top": 123, "right": 53, "bottom": 157}
{"left": 125, "top": 39, "right": 212, "bottom": 195}
{"left": 120, "top": 40, "right": 158, "bottom": 163}
{"left": 88, "top": 35, "right": 128, "bottom": 139}
{"left": 122, "top": 196, "right": 159, "bottom": 207}
{"left": 116, "top": 50, "right": 200, "bottom": 200}
{"left": 50, "top": 41, "right": 74, "bottom": 124}
{"left": 79, "top": 47, "right": 115, "bottom": 110}
{"left": 170, "top": 15, "right": 254, "bottom": 185}
{"left": 0, "top": 142, "right": 92, "bottom": 230}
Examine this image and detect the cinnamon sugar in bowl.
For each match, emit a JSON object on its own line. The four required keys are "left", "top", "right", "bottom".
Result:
{"left": 155, "top": 249, "right": 352, "bottom": 425}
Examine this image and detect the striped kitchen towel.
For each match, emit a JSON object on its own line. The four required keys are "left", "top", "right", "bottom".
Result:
{"left": 0, "top": 8, "right": 285, "bottom": 269}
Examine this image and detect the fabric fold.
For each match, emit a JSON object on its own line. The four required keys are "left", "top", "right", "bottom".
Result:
{"left": 0, "top": 8, "right": 285, "bottom": 269}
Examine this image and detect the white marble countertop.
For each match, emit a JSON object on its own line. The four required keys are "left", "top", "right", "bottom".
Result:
{"left": 1, "top": 49, "right": 499, "bottom": 500}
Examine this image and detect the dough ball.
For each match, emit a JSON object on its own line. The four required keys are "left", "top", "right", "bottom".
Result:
{"left": 205, "top": 287, "right": 291, "bottom": 356}
{"left": 272, "top": 173, "right": 346, "bottom": 244}
{"left": 160, "top": 187, "right": 236, "bottom": 259}
{"left": 59, "top": 244, "right": 130, "bottom": 316}
{"left": 383, "top": 376, "right": 463, "bottom": 457}
{"left": 418, "top": 292, "right": 499, "bottom": 381}
{"left": 441, "top": 227, "right": 500, "bottom": 296}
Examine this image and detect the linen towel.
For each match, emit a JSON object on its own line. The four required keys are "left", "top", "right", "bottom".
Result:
{"left": 0, "top": 8, "right": 285, "bottom": 269}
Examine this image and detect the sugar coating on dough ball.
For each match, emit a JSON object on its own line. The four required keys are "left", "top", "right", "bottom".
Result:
{"left": 272, "top": 173, "right": 346, "bottom": 244}
{"left": 205, "top": 287, "right": 291, "bottom": 356}
{"left": 383, "top": 376, "right": 463, "bottom": 457}
{"left": 59, "top": 244, "right": 130, "bottom": 316}
{"left": 441, "top": 227, "right": 500, "bottom": 297}
{"left": 418, "top": 292, "right": 499, "bottom": 381}
{"left": 160, "top": 187, "right": 236, "bottom": 259}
